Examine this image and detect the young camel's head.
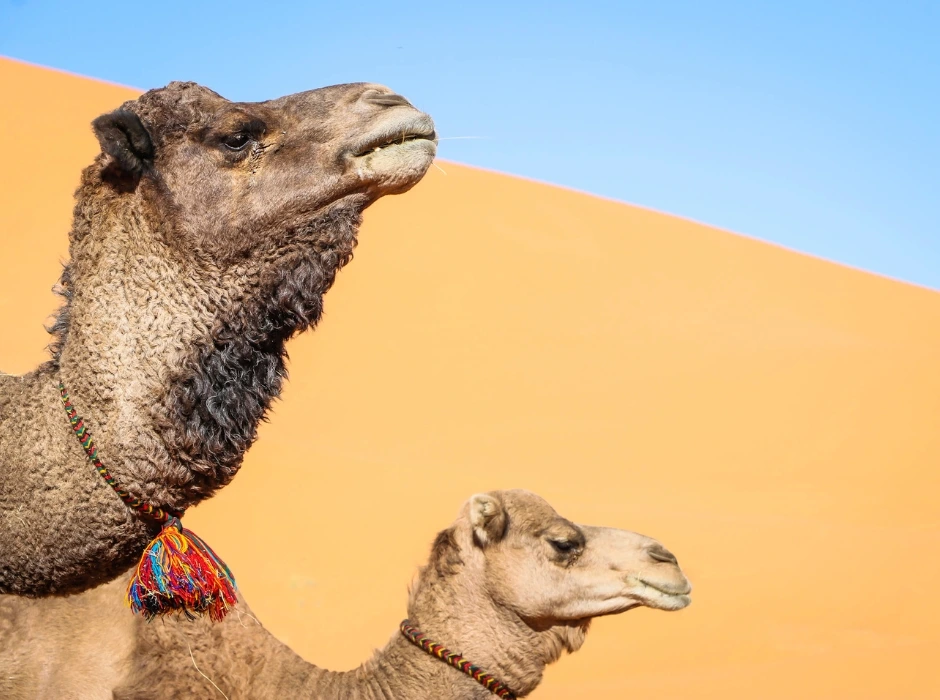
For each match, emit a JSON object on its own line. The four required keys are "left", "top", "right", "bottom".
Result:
{"left": 408, "top": 489, "right": 691, "bottom": 693}
{"left": 465, "top": 489, "right": 692, "bottom": 618}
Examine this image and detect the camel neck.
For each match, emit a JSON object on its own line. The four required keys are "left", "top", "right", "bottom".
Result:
{"left": 51, "top": 196, "right": 360, "bottom": 510}
{"left": 292, "top": 631, "right": 504, "bottom": 700}
{"left": 410, "top": 611, "right": 550, "bottom": 698}
{"left": 399, "top": 564, "right": 582, "bottom": 698}
{"left": 54, "top": 229, "right": 229, "bottom": 508}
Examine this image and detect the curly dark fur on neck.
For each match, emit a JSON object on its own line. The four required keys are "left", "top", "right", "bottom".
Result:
{"left": 158, "top": 206, "right": 361, "bottom": 496}
{"left": 43, "top": 204, "right": 359, "bottom": 501}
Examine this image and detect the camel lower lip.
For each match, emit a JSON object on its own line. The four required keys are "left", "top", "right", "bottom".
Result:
{"left": 351, "top": 139, "right": 438, "bottom": 169}
{"left": 636, "top": 581, "right": 692, "bottom": 610}
{"left": 664, "top": 594, "right": 692, "bottom": 609}
{"left": 350, "top": 138, "right": 437, "bottom": 192}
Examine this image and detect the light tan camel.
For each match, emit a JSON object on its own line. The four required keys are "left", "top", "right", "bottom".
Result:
{"left": 0, "top": 490, "right": 691, "bottom": 699}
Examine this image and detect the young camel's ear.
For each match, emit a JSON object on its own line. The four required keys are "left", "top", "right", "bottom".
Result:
{"left": 469, "top": 493, "right": 507, "bottom": 548}
{"left": 91, "top": 109, "right": 154, "bottom": 177}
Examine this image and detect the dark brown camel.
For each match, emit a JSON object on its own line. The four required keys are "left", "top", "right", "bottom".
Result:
{"left": 0, "top": 81, "right": 436, "bottom": 596}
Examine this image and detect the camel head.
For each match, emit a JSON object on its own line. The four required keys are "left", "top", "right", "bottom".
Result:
{"left": 87, "top": 81, "right": 436, "bottom": 263}
{"left": 409, "top": 489, "right": 691, "bottom": 687}
{"left": 460, "top": 489, "right": 691, "bottom": 618}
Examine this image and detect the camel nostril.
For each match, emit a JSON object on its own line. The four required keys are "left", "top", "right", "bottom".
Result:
{"left": 647, "top": 544, "right": 678, "bottom": 565}
{"left": 361, "top": 90, "right": 413, "bottom": 108}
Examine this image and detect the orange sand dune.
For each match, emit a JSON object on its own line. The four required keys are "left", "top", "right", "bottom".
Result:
{"left": 2, "top": 57, "right": 939, "bottom": 698}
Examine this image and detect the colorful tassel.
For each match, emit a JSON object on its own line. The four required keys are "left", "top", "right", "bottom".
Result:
{"left": 59, "top": 382, "right": 238, "bottom": 622}
{"left": 126, "top": 517, "right": 237, "bottom": 621}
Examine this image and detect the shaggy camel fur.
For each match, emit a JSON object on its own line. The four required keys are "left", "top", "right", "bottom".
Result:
{"left": 0, "top": 81, "right": 436, "bottom": 596}
{"left": 0, "top": 490, "right": 692, "bottom": 699}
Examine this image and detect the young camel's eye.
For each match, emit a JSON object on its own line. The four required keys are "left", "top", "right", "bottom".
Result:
{"left": 550, "top": 539, "right": 578, "bottom": 554}
{"left": 221, "top": 133, "right": 252, "bottom": 151}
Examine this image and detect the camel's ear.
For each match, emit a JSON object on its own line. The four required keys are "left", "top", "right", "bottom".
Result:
{"left": 92, "top": 109, "right": 154, "bottom": 177}
{"left": 469, "top": 493, "right": 507, "bottom": 548}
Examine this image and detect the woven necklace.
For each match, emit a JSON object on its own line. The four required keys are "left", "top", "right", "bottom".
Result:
{"left": 59, "top": 381, "right": 237, "bottom": 621}
{"left": 400, "top": 620, "right": 517, "bottom": 699}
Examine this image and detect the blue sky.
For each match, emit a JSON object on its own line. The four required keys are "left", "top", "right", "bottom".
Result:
{"left": 2, "top": 0, "right": 937, "bottom": 289}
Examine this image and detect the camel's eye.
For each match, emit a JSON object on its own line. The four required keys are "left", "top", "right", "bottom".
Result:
{"left": 221, "top": 133, "right": 252, "bottom": 151}
{"left": 550, "top": 539, "right": 577, "bottom": 554}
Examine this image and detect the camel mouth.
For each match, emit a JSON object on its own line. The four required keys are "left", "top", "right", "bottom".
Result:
{"left": 353, "top": 131, "right": 436, "bottom": 157}
{"left": 350, "top": 113, "right": 437, "bottom": 159}
{"left": 348, "top": 112, "right": 437, "bottom": 193}
{"left": 634, "top": 578, "right": 692, "bottom": 610}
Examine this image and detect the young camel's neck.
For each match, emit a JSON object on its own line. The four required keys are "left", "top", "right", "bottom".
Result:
{"left": 279, "top": 633, "right": 493, "bottom": 700}
{"left": 275, "top": 562, "right": 578, "bottom": 699}
{"left": 185, "top": 599, "right": 561, "bottom": 699}
{"left": 120, "top": 597, "right": 541, "bottom": 699}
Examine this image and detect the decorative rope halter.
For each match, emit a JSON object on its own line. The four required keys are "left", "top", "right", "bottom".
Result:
{"left": 60, "top": 384, "right": 182, "bottom": 523}
{"left": 59, "top": 382, "right": 237, "bottom": 621}
{"left": 400, "top": 620, "right": 517, "bottom": 699}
